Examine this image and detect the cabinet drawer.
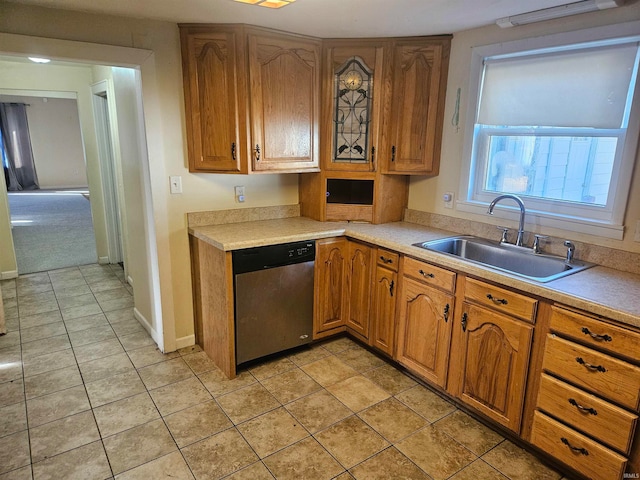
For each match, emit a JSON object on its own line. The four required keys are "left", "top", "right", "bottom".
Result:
{"left": 464, "top": 278, "right": 537, "bottom": 323}
{"left": 403, "top": 257, "right": 455, "bottom": 293}
{"left": 542, "top": 335, "right": 640, "bottom": 411}
{"left": 530, "top": 411, "right": 627, "bottom": 480}
{"left": 537, "top": 373, "right": 637, "bottom": 454}
{"left": 377, "top": 249, "right": 399, "bottom": 272}
{"left": 550, "top": 306, "right": 640, "bottom": 359}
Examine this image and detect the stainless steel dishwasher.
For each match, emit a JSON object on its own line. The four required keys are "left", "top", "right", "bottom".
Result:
{"left": 232, "top": 240, "right": 315, "bottom": 365}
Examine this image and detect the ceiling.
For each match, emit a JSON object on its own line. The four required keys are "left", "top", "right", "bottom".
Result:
{"left": 4, "top": 0, "right": 580, "bottom": 37}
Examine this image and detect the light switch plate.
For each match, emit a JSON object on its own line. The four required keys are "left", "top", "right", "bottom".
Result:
{"left": 169, "top": 176, "right": 182, "bottom": 194}
{"left": 235, "top": 186, "right": 245, "bottom": 203}
{"left": 443, "top": 192, "right": 454, "bottom": 209}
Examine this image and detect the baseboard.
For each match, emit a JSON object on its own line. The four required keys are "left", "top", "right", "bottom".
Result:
{"left": 1, "top": 270, "right": 18, "bottom": 280}
{"left": 175, "top": 334, "right": 196, "bottom": 350}
{"left": 98, "top": 256, "right": 109, "bottom": 265}
{"left": 133, "top": 307, "right": 163, "bottom": 350}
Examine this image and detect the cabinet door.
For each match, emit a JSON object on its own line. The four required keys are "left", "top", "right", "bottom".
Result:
{"left": 322, "top": 42, "right": 389, "bottom": 172}
{"left": 451, "top": 302, "right": 533, "bottom": 433}
{"left": 396, "top": 277, "right": 453, "bottom": 387}
{"left": 345, "top": 242, "right": 373, "bottom": 339}
{"left": 313, "top": 238, "right": 347, "bottom": 337}
{"left": 370, "top": 265, "right": 398, "bottom": 356}
{"left": 384, "top": 39, "right": 450, "bottom": 175}
{"left": 181, "top": 28, "right": 245, "bottom": 173}
{"left": 248, "top": 33, "right": 321, "bottom": 172}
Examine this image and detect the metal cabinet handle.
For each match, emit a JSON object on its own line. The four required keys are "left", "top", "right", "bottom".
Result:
{"left": 568, "top": 398, "right": 597, "bottom": 416}
{"left": 443, "top": 303, "right": 450, "bottom": 323}
{"left": 231, "top": 142, "right": 236, "bottom": 161}
{"left": 391, "top": 145, "right": 396, "bottom": 162}
{"left": 461, "top": 312, "right": 468, "bottom": 332}
{"left": 379, "top": 256, "right": 393, "bottom": 264}
{"left": 371, "top": 146, "right": 375, "bottom": 170}
{"left": 581, "top": 327, "right": 612, "bottom": 342}
{"left": 419, "top": 269, "right": 435, "bottom": 278}
{"left": 255, "top": 144, "right": 261, "bottom": 162}
{"left": 576, "top": 357, "right": 606, "bottom": 373}
{"left": 389, "top": 280, "right": 395, "bottom": 297}
{"left": 561, "top": 437, "right": 589, "bottom": 456}
{"left": 486, "top": 293, "right": 508, "bottom": 305}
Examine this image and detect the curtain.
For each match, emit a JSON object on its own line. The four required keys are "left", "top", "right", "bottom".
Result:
{"left": 0, "top": 103, "right": 39, "bottom": 191}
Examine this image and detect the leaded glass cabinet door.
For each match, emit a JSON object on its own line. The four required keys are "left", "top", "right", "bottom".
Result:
{"left": 322, "top": 43, "right": 387, "bottom": 172}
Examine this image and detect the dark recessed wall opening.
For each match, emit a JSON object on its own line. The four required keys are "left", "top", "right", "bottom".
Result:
{"left": 326, "top": 179, "right": 374, "bottom": 205}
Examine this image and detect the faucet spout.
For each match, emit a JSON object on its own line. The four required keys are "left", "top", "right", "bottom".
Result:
{"left": 488, "top": 194, "right": 526, "bottom": 246}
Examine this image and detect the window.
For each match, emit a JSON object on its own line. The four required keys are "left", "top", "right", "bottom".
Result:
{"left": 460, "top": 24, "right": 640, "bottom": 239}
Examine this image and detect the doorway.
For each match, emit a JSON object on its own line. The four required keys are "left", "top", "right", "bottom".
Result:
{"left": 1, "top": 93, "right": 100, "bottom": 274}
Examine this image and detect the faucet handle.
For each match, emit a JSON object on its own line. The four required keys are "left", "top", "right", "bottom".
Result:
{"left": 497, "top": 226, "right": 510, "bottom": 243}
{"left": 532, "top": 234, "right": 548, "bottom": 254}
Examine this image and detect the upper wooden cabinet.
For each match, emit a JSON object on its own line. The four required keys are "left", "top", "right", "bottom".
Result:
{"left": 321, "top": 41, "right": 389, "bottom": 173}
{"left": 382, "top": 38, "right": 451, "bottom": 175}
{"left": 180, "top": 25, "right": 321, "bottom": 174}
{"left": 180, "top": 26, "right": 246, "bottom": 173}
{"left": 248, "top": 32, "right": 321, "bottom": 172}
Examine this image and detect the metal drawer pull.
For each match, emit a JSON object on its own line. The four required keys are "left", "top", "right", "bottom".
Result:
{"left": 443, "top": 304, "right": 450, "bottom": 323}
{"left": 231, "top": 142, "right": 236, "bottom": 160}
{"left": 581, "top": 327, "right": 612, "bottom": 342}
{"left": 461, "top": 312, "right": 468, "bottom": 332}
{"left": 418, "top": 269, "right": 435, "bottom": 278}
{"left": 486, "top": 293, "right": 508, "bottom": 305}
{"left": 575, "top": 357, "right": 606, "bottom": 373}
{"left": 561, "top": 437, "right": 589, "bottom": 456}
{"left": 380, "top": 256, "right": 393, "bottom": 264}
{"left": 255, "top": 144, "right": 261, "bottom": 162}
{"left": 568, "top": 398, "right": 597, "bottom": 416}
{"left": 389, "top": 280, "right": 395, "bottom": 297}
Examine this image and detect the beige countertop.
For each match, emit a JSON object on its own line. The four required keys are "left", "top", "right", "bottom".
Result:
{"left": 189, "top": 217, "right": 640, "bottom": 329}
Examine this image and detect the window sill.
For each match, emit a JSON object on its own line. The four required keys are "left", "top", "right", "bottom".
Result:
{"left": 456, "top": 200, "right": 624, "bottom": 240}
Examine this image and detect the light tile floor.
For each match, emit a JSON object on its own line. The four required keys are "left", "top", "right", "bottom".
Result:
{"left": 0, "top": 264, "right": 567, "bottom": 480}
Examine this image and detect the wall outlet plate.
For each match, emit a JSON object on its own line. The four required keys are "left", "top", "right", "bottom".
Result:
{"left": 235, "top": 186, "right": 245, "bottom": 203}
{"left": 443, "top": 192, "right": 454, "bottom": 209}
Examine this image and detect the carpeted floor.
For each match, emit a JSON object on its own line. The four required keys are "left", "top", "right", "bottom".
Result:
{"left": 8, "top": 191, "right": 98, "bottom": 274}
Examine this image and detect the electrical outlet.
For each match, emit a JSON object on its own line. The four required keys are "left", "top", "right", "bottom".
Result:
{"left": 169, "top": 176, "right": 182, "bottom": 194}
{"left": 235, "top": 185, "right": 245, "bottom": 203}
{"left": 634, "top": 220, "right": 640, "bottom": 242}
{"left": 443, "top": 192, "right": 454, "bottom": 209}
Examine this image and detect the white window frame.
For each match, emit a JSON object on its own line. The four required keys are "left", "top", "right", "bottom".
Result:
{"left": 457, "top": 21, "right": 640, "bottom": 240}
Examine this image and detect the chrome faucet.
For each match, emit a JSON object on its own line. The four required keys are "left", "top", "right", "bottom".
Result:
{"left": 564, "top": 240, "right": 575, "bottom": 264}
{"left": 488, "top": 194, "right": 526, "bottom": 247}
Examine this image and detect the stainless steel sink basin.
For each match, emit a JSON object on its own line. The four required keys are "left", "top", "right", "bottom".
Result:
{"left": 413, "top": 235, "right": 594, "bottom": 283}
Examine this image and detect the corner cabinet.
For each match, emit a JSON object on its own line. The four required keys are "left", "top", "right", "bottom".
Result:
{"left": 180, "top": 24, "right": 321, "bottom": 174}
{"left": 344, "top": 241, "right": 374, "bottom": 340}
{"left": 313, "top": 237, "right": 348, "bottom": 338}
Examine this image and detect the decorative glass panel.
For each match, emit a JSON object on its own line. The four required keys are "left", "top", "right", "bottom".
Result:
{"left": 333, "top": 57, "right": 372, "bottom": 163}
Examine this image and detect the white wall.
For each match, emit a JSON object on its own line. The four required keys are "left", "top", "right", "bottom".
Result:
{"left": 408, "top": 6, "right": 640, "bottom": 253}
{"left": 0, "top": 95, "right": 88, "bottom": 189}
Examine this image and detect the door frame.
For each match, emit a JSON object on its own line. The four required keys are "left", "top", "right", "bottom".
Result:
{"left": 0, "top": 32, "right": 173, "bottom": 352}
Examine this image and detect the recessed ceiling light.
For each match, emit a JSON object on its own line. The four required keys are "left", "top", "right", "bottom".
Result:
{"left": 28, "top": 57, "right": 51, "bottom": 64}
{"left": 233, "top": 0, "right": 296, "bottom": 8}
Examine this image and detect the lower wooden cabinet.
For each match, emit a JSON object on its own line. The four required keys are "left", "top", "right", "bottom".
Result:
{"left": 449, "top": 301, "right": 533, "bottom": 433}
{"left": 527, "top": 305, "right": 640, "bottom": 479}
{"left": 395, "top": 256, "right": 455, "bottom": 387}
{"left": 313, "top": 237, "right": 348, "bottom": 338}
{"left": 345, "top": 241, "right": 374, "bottom": 339}
{"left": 370, "top": 263, "right": 398, "bottom": 356}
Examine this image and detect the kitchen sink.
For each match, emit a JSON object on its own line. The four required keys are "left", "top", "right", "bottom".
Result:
{"left": 413, "top": 235, "right": 595, "bottom": 283}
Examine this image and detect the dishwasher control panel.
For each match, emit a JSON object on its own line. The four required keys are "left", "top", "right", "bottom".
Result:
{"left": 232, "top": 240, "right": 316, "bottom": 274}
